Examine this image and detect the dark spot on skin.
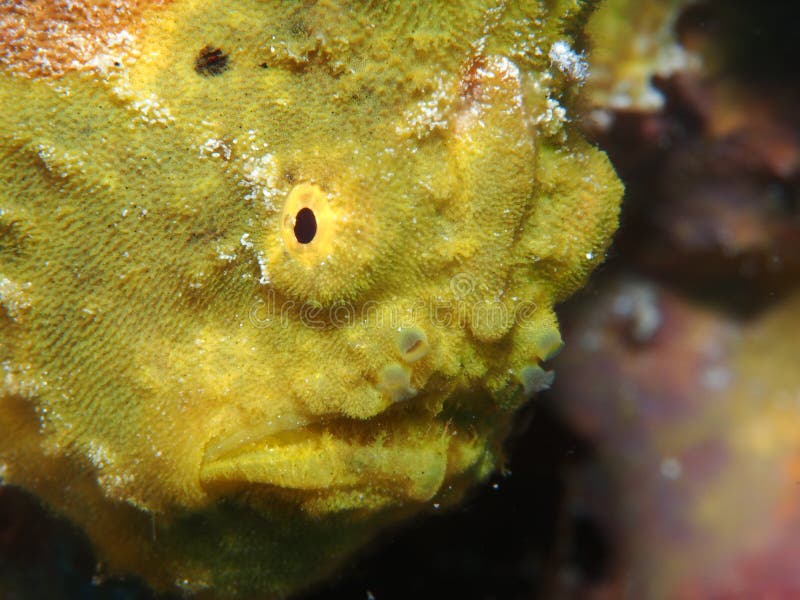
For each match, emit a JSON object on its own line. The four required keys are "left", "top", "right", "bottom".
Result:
{"left": 194, "top": 46, "right": 229, "bottom": 77}
{"left": 290, "top": 20, "right": 309, "bottom": 38}
{"left": 460, "top": 54, "right": 488, "bottom": 103}
{"left": 350, "top": 84, "right": 374, "bottom": 104}
{"left": 294, "top": 208, "right": 317, "bottom": 244}
{"left": 405, "top": 339, "right": 424, "bottom": 355}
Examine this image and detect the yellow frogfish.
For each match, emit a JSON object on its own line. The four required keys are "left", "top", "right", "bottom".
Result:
{"left": 0, "top": 1, "right": 621, "bottom": 597}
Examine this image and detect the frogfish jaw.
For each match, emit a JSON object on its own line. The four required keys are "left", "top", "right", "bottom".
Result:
{"left": 198, "top": 397, "right": 500, "bottom": 514}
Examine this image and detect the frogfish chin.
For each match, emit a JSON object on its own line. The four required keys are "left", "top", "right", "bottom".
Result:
{"left": 0, "top": 1, "right": 622, "bottom": 597}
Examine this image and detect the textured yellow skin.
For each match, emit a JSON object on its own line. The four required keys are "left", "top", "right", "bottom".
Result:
{"left": 0, "top": 1, "right": 621, "bottom": 597}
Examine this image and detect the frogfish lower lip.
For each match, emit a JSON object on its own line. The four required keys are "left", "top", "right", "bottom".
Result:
{"left": 199, "top": 413, "right": 484, "bottom": 504}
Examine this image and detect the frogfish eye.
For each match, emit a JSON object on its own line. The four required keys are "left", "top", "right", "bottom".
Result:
{"left": 280, "top": 182, "right": 336, "bottom": 266}
{"left": 271, "top": 179, "right": 379, "bottom": 303}
{"left": 294, "top": 207, "right": 317, "bottom": 244}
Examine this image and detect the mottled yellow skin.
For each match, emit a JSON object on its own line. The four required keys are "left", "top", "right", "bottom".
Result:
{"left": 0, "top": 1, "right": 621, "bottom": 597}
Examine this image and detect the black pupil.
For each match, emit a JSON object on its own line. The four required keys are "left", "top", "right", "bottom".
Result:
{"left": 294, "top": 208, "right": 317, "bottom": 244}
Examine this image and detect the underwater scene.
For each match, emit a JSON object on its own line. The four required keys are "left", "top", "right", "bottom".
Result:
{"left": 0, "top": 1, "right": 798, "bottom": 599}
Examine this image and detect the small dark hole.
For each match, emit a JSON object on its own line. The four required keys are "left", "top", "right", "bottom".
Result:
{"left": 294, "top": 208, "right": 317, "bottom": 244}
{"left": 404, "top": 339, "right": 423, "bottom": 355}
{"left": 195, "top": 45, "right": 229, "bottom": 77}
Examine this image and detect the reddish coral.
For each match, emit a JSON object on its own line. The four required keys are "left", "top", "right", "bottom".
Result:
{"left": 553, "top": 282, "right": 800, "bottom": 598}
{"left": 0, "top": 0, "right": 169, "bottom": 77}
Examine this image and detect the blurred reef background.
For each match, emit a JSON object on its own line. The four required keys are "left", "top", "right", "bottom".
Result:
{"left": 2, "top": 0, "right": 799, "bottom": 598}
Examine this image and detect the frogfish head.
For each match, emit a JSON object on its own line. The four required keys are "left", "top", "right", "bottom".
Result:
{"left": 0, "top": 0, "right": 622, "bottom": 595}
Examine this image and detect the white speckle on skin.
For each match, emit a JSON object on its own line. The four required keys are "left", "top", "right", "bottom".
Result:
{"left": 238, "top": 234, "right": 269, "bottom": 284}
{"left": 256, "top": 251, "right": 270, "bottom": 285}
{"left": 87, "top": 440, "right": 115, "bottom": 470}
{"left": 240, "top": 152, "right": 280, "bottom": 209}
{"left": 0, "top": 277, "right": 32, "bottom": 321}
{"left": 125, "top": 93, "right": 175, "bottom": 126}
{"left": 548, "top": 40, "right": 588, "bottom": 83}
{"left": 199, "top": 137, "right": 232, "bottom": 161}
{"left": 535, "top": 97, "right": 568, "bottom": 134}
{"left": 396, "top": 77, "right": 453, "bottom": 138}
